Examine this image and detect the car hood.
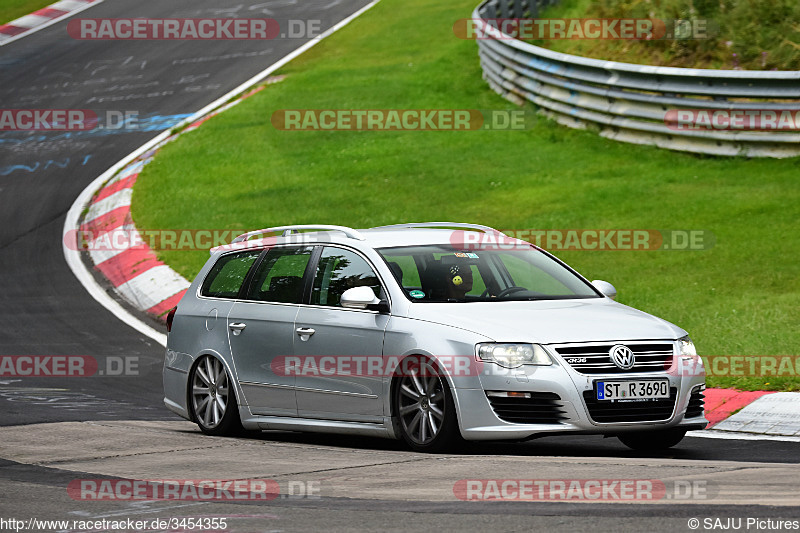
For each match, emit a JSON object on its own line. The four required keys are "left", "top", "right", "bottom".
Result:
{"left": 405, "top": 298, "right": 685, "bottom": 344}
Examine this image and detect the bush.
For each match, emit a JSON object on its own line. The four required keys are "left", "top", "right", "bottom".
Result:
{"left": 536, "top": 0, "right": 800, "bottom": 69}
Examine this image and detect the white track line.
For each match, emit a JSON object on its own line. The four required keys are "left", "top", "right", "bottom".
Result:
{"left": 63, "top": 1, "right": 381, "bottom": 346}
{"left": 688, "top": 430, "right": 800, "bottom": 443}
{"left": 64, "top": 132, "right": 172, "bottom": 346}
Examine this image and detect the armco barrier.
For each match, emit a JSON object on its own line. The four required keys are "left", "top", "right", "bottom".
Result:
{"left": 474, "top": 0, "right": 800, "bottom": 157}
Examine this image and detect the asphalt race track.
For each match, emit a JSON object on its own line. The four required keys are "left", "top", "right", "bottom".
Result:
{"left": 0, "top": 1, "right": 799, "bottom": 531}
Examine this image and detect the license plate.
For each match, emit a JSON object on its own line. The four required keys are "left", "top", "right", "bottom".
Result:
{"left": 596, "top": 380, "right": 669, "bottom": 401}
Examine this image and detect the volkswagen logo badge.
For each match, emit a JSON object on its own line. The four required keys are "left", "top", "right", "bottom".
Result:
{"left": 609, "top": 345, "right": 635, "bottom": 370}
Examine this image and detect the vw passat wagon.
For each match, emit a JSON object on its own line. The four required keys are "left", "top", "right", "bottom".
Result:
{"left": 163, "top": 223, "right": 707, "bottom": 452}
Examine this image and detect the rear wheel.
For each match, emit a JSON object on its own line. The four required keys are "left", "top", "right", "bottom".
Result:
{"left": 393, "top": 357, "right": 462, "bottom": 453}
{"left": 190, "top": 355, "right": 242, "bottom": 436}
{"left": 618, "top": 428, "right": 687, "bottom": 451}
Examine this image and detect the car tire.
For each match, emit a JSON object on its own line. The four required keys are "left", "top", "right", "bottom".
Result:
{"left": 189, "top": 354, "right": 243, "bottom": 436}
{"left": 393, "top": 356, "right": 463, "bottom": 453}
{"left": 617, "top": 428, "right": 687, "bottom": 451}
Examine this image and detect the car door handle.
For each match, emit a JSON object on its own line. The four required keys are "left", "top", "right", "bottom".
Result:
{"left": 295, "top": 327, "right": 315, "bottom": 339}
{"left": 229, "top": 322, "right": 247, "bottom": 336}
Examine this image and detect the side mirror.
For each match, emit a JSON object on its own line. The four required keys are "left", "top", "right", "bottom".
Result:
{"left": 341, "top": 286, "right": 389, "bottom": 312}
{"left": 591, "top": 280, "right": 617, "bottom": 300}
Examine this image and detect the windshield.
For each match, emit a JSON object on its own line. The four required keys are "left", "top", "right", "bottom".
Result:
{"left": 377, "top": 244, "right": 601, "bottom": 302}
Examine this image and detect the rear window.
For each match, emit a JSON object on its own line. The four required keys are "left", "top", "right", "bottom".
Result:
{"left": 245, "top": 246, "right": 314, "bottom": 303}
{"left": 200, "top": 250, "right": 260, "bottom": 299}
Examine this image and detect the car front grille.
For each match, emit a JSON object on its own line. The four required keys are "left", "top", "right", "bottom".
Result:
{"left": 554, "top": 343, "right": 674, "bottom": 374}
{"left": 487, "top": 392, "right": 569, "bottom": 424}
{"left": 685, "top": 386, "right": 705, "bottom": 418}
{"left": 582, "top": 387, "right": 678, "bottom": 423}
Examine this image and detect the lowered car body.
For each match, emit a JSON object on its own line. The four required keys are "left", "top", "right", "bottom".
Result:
{"left": 163, "top": 223, "right": 707, "bottom": 452}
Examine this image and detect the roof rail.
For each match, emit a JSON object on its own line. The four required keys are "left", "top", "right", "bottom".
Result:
{"left": 231, "top": 225, "right": 365, "bottom": 244}
{"left": 369, "top": 222, "right": 504, "bottom": 234}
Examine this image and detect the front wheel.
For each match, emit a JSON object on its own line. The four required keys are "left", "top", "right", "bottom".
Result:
{"left": 393, "top": 357, "right": 462, "bottom": 453}
{"left": 189, "top": 354, "right": 242, "bottom": 436}
{"left": 618, "top": 428, "right": 687, "bottom": 451}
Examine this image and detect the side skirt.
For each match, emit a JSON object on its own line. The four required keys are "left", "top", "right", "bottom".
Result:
{"left": 239, "top": 410, "right": 398, "bottom": 439}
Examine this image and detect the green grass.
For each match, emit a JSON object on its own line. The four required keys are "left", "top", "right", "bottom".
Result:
{"left": 535, "top": 0, "right": 800, "bottom": 69}
{"left": 131, "top": 0, "right": 800, "bottom": 391}
{"left": 0, "top": 0, "right": 54, "bottom": 25}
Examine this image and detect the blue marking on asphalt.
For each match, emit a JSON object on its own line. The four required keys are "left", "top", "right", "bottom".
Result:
{"left": 1, "top": 154, "right": 93, "bottom": 176}
{"left": 0, "top": 113, "right": 192, "bottom": 146}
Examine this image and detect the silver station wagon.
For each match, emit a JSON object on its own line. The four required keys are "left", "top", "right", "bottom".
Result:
{"left": 163, "top": 223, "right": 707, "bottom": 452}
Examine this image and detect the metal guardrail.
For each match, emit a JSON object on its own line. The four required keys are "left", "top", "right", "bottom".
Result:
{"left": 474, "top": 0, "right": 800, "bottom": 157}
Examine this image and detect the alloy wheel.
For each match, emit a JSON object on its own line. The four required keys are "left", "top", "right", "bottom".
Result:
{"left": 191, "top": 355, "right": 229, "bottom": 429}
{"left": 397, "top": 361, "right": 446, "bottom": 445}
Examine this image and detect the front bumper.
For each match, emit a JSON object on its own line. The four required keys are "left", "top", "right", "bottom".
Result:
{"left": 452, "top": 350, "right": 707, "bottom": 441}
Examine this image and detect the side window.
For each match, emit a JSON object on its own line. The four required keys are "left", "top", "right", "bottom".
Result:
{"left": 200, "top": 250, "right": 261, "bottom": 299}
{"left": 312, "top": 247, "right": 381, "bottom": 307}
{"left": 245, "top": 246, "right": 313, "bottom": 303}
{"left": 381, "top": 254, "right": 421, "bottom": 289}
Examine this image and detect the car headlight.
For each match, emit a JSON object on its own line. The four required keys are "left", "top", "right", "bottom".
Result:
{"left": 675, "top": 335, "right": 704, "bottom": 376}
{"left": 678, "top": 336, "right": 698, "bottom": 357}
{"left": 476, "top": 343, "right": 552, "bottom": 368}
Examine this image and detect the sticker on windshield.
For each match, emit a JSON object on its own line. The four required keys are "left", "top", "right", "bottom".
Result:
{"left": 454, "top": 252, "right": 468, "bottom": 258}
{"left": 409, "top": 290, "right": 425, "bottom": 299}
{"left": 466, "top": 253, "right": 479, "bottom": 258}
